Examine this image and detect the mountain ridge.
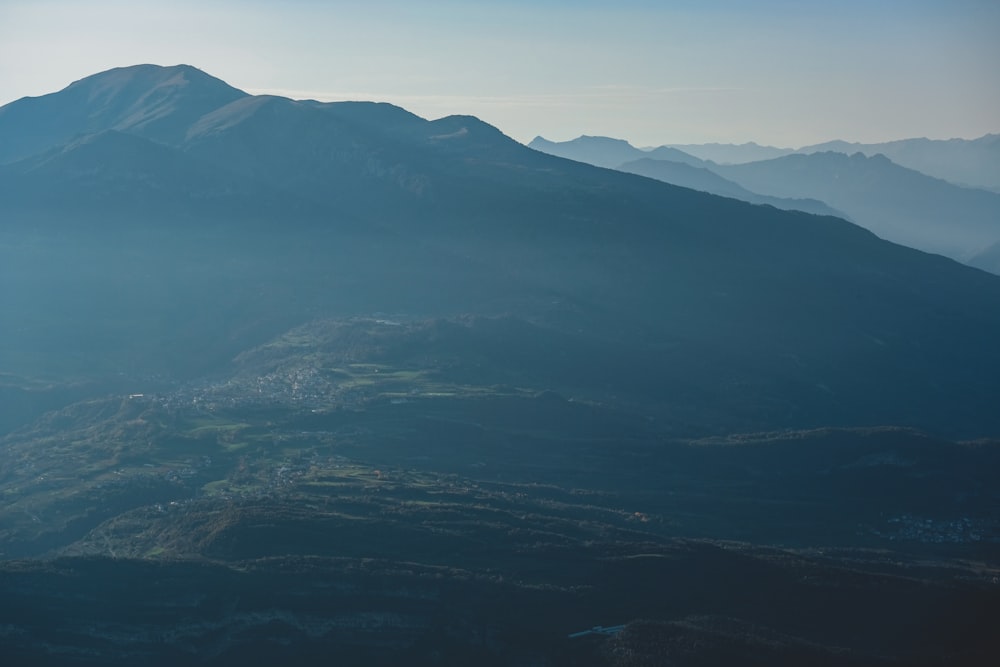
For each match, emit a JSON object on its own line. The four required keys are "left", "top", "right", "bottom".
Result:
{"left": 798, "top": 133, "right": 1000, "bottom": 191}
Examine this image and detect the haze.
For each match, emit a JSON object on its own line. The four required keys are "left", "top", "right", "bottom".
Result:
{"left": 1, "top": 0, "right": 997, "bottom": 147}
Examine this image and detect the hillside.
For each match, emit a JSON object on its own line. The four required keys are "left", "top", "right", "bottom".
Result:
{"left": 528, "top": 135, "right": 705, "bottom": 169}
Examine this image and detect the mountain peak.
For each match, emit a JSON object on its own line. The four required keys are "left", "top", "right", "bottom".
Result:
{"left": 527, "top": 134, "right": 643, "bottom": 168}
{"left": 67, "top": 63, "right": 207, "bottom": 85}
{"left": 61, "top": 63, "right": 247, "bottom": 130}
{"left": 59, "top": 63, "right": 245, "bottom": 107}
{"left": 0, "top": 64, "right": 248, "bottom": 163}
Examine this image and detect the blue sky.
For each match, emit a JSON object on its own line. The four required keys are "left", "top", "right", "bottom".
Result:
{"left": 1, "top": 1, "right": 997, "bottom": 147}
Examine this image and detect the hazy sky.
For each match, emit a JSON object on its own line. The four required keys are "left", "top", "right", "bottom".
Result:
{"left": 1, "top": 0, "right": 997, "bottom": 147}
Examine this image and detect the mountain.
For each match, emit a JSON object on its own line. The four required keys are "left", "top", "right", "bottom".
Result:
{"left": 2, "top": 65, "right": 1000, "bottom": 665}
{"left": 530, "top": 135, "right": 845, "bottom": 216}
{"left": 710, "top": 151, "right": 1000, "bottom": 264}
{"left": 664, "top": 135, "right": 1000, "bottom": 191}
{"left": 618, "top": 157, "right": 843, "bottom": 217}
{"left": 528, "top": 134, "right": 704, "bottom": 169}
{"left": 666, "top": 141, "right": 795, "bottom": 164}
{"left": 0, "top": 64, "right": 247, "bottom": 164}
{"left": 799, "top": 134, "right": 1000, "bottom": 192}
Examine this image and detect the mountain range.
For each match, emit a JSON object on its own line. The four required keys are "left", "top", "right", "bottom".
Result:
{"left": 712, "top": 151, "right": 1000, "bottom": 263}
{"left": 529, "top": 134, "right": 1000, "bottom": 267}
{"left": 527, "top": 135, "right": 842, "bottom": 216}
{"left": 662, "top": 141, "right": 794, "bottom": 165}
{"left": 664, "top": 135, "right": 1000, "bottom": 193}
{"left": 535, "top": 133, "right": 1000, "bottom": 193}
{"left": 798, "top": 134, "right": 1000, "bottom": 192}
{"left": 2, "top": 64, "right": 1000, "bottom": 665}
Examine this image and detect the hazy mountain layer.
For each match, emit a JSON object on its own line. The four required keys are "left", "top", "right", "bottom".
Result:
{"left": 527, "top": 134, "right": 1000, "bottom": 267}
{"left": 657, "top": 135, "right": 1000, "bottom": 192}
{"left": 712, "top": 151, "right": 1000, "bottom": 263}
{"left": 618, "top": 157, "right": 842, "bottom": 217}
{"left": 665, "top": 141, "right": 795, "bottom": 164}
{"left": 530, "top": 135, "right": 844, "bottom": 217}
{"left": 538, "top": 134, "right": 1000, "bottom": 192}
{"left": 799, "top": 134, "right": 1000, "bottom": 192}
{"left": 528, "top": 135, "right": 704, "bottom": 169}
{"left": 3, "top": 316, "right": 998, "bottom": 664}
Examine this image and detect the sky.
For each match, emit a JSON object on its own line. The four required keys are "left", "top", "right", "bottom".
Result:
{"left": 1, "top": 0, "right": 998, "bottom": 148}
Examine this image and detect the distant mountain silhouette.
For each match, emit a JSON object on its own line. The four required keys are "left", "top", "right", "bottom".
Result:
{"left": 710, "top": 152, "right": 1000, "bottom": 264}
{"left": 530, "top": 135, "right": 841, "bottom": 216}
{"left": 798, "top": 134, "right": 1000, "bottom": 192}
{"left": 528, "top": 135, "right": 704, "bottom": 169}
{"left": 4, "top": 65, "right": 1000, "bottom": 437}
{"left": 618, "top": 157, "right": 843, "bottom": 218}
{"left": 665, "top": 141, "right": 795, "bottom": 164}
{"left": 664, "top": 135, "right": 1000, "bottom": 191}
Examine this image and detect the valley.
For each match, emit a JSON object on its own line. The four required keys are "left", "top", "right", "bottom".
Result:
{"left": 3, "top": 318, "right": 999, "bottom": 665}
